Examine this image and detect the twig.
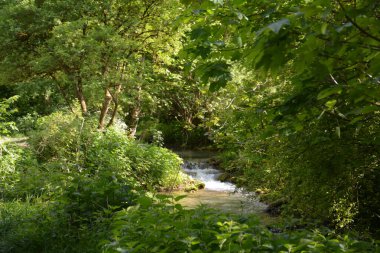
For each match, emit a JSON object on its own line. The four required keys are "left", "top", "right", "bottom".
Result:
{"left": 336, "top": 0, "right": 380, "bottom": 43}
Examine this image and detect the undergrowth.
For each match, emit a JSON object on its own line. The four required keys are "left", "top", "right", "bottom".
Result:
{"left": 103, "top": 195, "right": 379, "bottom": 253}
{"left": 0, "top": 112, "right": 379, "bottom": 252}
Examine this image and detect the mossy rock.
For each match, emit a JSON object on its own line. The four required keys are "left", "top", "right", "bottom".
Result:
{"left": 255, "top": 188, "right": 269, "bottom": 195}
{"left": 184, "top": 185, "right": 197, "bottom": 192}
{"left": 196, "top": 182, "right": 205, "bottom": 189}
{"left": 217, "top": 172, "right": 231, "bottom": 182}
{"left": 184, "top": 181, "right": 205, "bottom": 192}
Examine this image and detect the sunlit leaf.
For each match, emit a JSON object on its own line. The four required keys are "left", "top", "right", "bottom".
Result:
{"left": 267, "top": 18, "right": 290, "bottom": 34}
{"left": 174, "top": 195, "right": 188, "bottom": 202}
{"left": 317, "top": 87, "right": 342, "bottom": 100}
{"left": 336, "top": 126, "right": 340, "bottom": 138}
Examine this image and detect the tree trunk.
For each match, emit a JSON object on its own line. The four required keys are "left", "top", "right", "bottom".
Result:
{"left": 107, "top": 84, "right": 122, "bottom": 128}
{"left": 98, "top": 88, "right": 112, "bottom": 130}
{"left": 127, "top": 106, "right": 141, "bottom": 137}
{"left": 126, "top": 85, "right": 142, "bottom": 137}
{"left": 75, "top": 75, "right": 88, "bottom": 115}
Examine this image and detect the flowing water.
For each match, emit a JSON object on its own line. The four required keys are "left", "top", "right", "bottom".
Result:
{"left": 174, "top": 150, "right": 268, "bottom": 215}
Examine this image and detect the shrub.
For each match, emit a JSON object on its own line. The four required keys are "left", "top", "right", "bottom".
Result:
{"left": 216, "top": 116, "right": 380, "bottom": 235}
{"left": 85, "top": 128, "right": 184, "bottom": 190}
{"left": 0, "top": 96, "right": 19, "bottom": 136}
{"left": 0, "top": 144, "right": 25, "bottom": 200}
{"left": 103, "top": 198, "right": 379, "bottom": 253}
{"left": 15, "top": 112, "right": 39, "bottom": 134}
{"left": 28, "top": 111, "right": 96, "bottom": 164}
{"left": 0, "top": 199, "right": 111, "bottom": 253}
{"left": 15, "top": 112, "right": 186, "bottom": 218}
{"left": 28, "top": 112, "right": 185, "bottom": 190}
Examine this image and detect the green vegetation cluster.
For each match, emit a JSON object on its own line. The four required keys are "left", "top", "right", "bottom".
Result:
{"left": 0, "top": 112, "right": 189, "bottom": 252}
{"left": 0, "top": 0, "right": 379, "bottom": 252}
{"left": 1, "top": 112, "right": 375, "bottom": 252}
{"left": 104, "top": 198, "right": 379, "bottom": 253}
{"left": 177, "top": 0, "right": 380, "bottom": 236}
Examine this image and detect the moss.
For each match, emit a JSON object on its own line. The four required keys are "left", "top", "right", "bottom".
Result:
{"left": 184, "top": 180, "right": 205, "bottom": 192}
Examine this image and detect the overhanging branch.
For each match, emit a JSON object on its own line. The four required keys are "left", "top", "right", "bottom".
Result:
{"left": 336, "top": 0, "right": 380, "bottom": 43}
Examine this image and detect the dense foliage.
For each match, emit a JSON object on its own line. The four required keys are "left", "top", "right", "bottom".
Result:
{"left": 177, "top": 0, "right": 380, "bottom": 234}
{"left": 0, "top": 96, "right": 18, "bottom": 135}
{"left": 0, "top": 113, "right": 191, "bottom": 252}
{"left": 1, "top": 195, "right": 379, "bottom": 253}
{"left": 0, "top": 0, "right": 379, "bottom": 252}
{"left": 105, "top": 197, "right": 379, "bottom": 253}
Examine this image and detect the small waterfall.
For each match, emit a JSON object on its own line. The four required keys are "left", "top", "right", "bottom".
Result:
{"left": 182, "top": 160, "right": 236, "bottom": 192}
{"left": 173, "top": 150, "right": 268, "bottom": 214}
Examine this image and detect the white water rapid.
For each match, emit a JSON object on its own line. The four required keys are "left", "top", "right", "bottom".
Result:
{"left": 182, "top": 160, "right": 236, "bottom": 192}
{"left": 173, "top": 150, "right": 268, "bottom": 215}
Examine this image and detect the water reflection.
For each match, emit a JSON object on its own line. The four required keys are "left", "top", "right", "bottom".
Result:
{"left": 177, "top": 190, "right": 267, "bottom": 215}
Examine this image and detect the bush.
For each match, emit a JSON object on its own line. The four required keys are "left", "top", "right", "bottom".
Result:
{"left": 13, "top": 112, "right": 186, "bottom": 218}
{"left": 28, "top": 111, "right": 96, "bottom": 164}
{"left": 0, "top": 96, "right": 19, "bottom": 136}
{"left": 0, "top": 199, "right": 111, "bottom": 253}
{"left": 85, "top": 129, "right": 184, "bottom": 190}
{"left": 0, "top": 111, "right": 190, "bottom": 252}
{"left": 15, "top": 112, "right": 39, "bottom": 134}
{"left": 0, "top": 144, "right": 26, "bottom": 200}
{"left": 27, "top": 112, "right": 185, "bottom": 190}
{"left": 103, "top": 198, "right": 379, "bottom": 253}
{"left": 216, "top": 113, "right": 380, "bottom": 235}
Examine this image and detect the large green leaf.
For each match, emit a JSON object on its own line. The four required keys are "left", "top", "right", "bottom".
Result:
{"left": 267, "top": 19, "right": 290, "bottom": 34}
{"left": 317, "top": 87, "right": 342, "bottom": 100}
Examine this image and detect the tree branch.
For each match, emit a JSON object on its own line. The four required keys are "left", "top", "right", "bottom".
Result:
{"left": 336, "top": 0, "right": 380, "bottom": 43}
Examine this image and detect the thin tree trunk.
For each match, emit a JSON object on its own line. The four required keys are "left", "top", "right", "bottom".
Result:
{"left": 107, "top": 101, "right": 119, "bottom": 128}
{"left": 75, "top": 75, "right": 88, "bottom": 115}
{"left": 128, "top": 107, "right": 141, "bottom": 137}
{"left": 127, "top": 85, "right": 141, "bottom": 137}
{"left": 107, "top": 84, "right": 122, "bottom": 128}
{"left": 98, "top": 88, "right": 112, "bottom": 129}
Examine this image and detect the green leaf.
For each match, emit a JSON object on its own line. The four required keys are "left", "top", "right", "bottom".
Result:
{"left": 174, "top": 195, "right": 187, "bottom": 202}
{"left": 336, "top": 126, "right": 341, "bottom": 138}
{"left": 174, "top": 204, "right": 183, "bottom": 210}
{"left": 325, "top": 99, "right": 337, "bottom": 109}
{"left": 336, "top": 22, "right": 352, "bottom": 33}
{"left": 236, "top": 36, "right": 243, "bottom": 47}
{"left": 180, "top": 0, "right": 193, "bottom": 5}
{"left": 236, "top": 11, "right": 247, "bottom": 20}
{"left": 209, "top": 78, "right": 230, "bottom": 92}
{"left": 267, "top": 18, "right": 290, "bottom": 34}
{"left": 317, "top": 87, "right": 342, "bottom": 100}
{"left": 190, "top": 45, "right": 211, "bottom": 59}
{"left": 349, "top": 116, "right": 364, "bottom": 125}
{"left": 321, "top": 23, "right": 328, "bottom": 34}
{"left": 261, "top": 126, "right": 276, "bottom": 138}
{"left": 137, "top": 196, "right": 153, "bottom": 208}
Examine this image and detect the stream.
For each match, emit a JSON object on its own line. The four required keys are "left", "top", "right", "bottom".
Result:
{"left": 174, "top": 150, "right": 268, "bottom": 215}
